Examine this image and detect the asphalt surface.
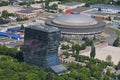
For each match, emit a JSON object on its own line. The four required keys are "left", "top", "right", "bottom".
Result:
{"left": 104, "top": 24, "right": 120, "bottom": 45}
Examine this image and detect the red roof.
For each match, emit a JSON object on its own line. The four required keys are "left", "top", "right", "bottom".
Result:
{"left": 65, "top": 9, "right": 72, "bottom": 14}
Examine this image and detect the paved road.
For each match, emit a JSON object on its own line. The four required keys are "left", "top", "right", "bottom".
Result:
{"left": 104, "top": 24, "right": 119, "bottom": 45}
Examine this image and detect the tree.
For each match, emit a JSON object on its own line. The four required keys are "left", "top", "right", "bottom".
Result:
{"left": 72, "top": 44, "right": 76, "bottom": 54}
{"left": 41, "top": 0, "right": 45, "bottom": 9}
{"left": 106, "top": 55, "right": 112, "bottom": 62}
{"left": 108, "top": 16, "right": 111, "bottom": 21}
{"left": 46, "top": 72, "right": 56, "bottom": 80}
{"left": 0, "top": 1, "right": 9, "bottom": 6}
{"left": 61, "top": 44, "right": 69, "bottom": 50}
{"left": 85, "top": 2, "right": 90, "bottom": 7}
{"left": 27, "top": 2, "right": 31, "bottom": 8}
{"left": 83, "top": 37, "right": 93, "bottom": 46}
{"left": 116, "top": 0, "right": 120, "bottom": 5}
{"left": 45, "top": 0, "right": 50, "bottom": 11}
{"left": 20, "top": 24, "right": 25, "bottom": 30}
{"left": 81, "top": 43, "right": 87, "bottom": 50}
{"left": 63, "top": 51, "right": 70, "bottom": 58}
{"left": 113, "top": 37, "right": 119, "bottom": 47}
{"left": 118, "top": 74, "right": 120, "bottom": 80}
{"left": 98, "top": 8, "right": 101, "bottom": 11}
{"left": 50, "top": 4, "right": 58, "bottom": 10}
{"left": 74, "top": 44, "right": 81, "bottom": 54}
{"left": 93, "top": 35, "right": 96, "bottom": 41}
{"left": 116, "top": 61, "right": 120, "bottom": 70}
{"left": 1, "top": 10, "right": 9, "bottom": 18}
{"left": 90, "top": 45, "right": 96, "bottom": 58}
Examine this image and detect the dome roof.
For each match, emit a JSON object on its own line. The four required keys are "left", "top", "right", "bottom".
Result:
{"left": 52, "top": 13, "right": 98, "bottom": 26}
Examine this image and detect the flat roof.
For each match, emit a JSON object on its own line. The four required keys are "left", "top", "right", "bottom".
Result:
{"left": 71, "top": 7, "right": 92, "bottom": 12}
{"left": 0, "top": 5, "right": 24, "bottom": 13}
{"left": 91, "top": 12, "right": 120, "bottom": 18}
{"left": 50, "top": 64, "right": 67, "bottom": 75}
{"left": 16, "top": 7, "right": 43, "bottom": 14}
{"left": 63, "top": 2, "right": 84, "bottom": 6}
{"left": 0, "top": 37, "right": 16, "bottom": 44}
{"left": 17, "top": 10, "right": 34, "bottom": 14}
{"left": 90, "top": 4, "right": 120, "bottom": 10}
{"left": 0, "top": 36, "right": 9, "bottom": 40}
{"left": 28, "top": 25, "right": 60, "bottom": 33}
{"left": 5, "top": 40, "right": 23, "bottom": 48}
{"left": 92, "top": 12, "right": 113, "bottom": 16}
{"left": 113, "top": 17, "right": 120, "bottom": 20}
{"left": 23, "top": 7, "right": 43, "bottom": 11}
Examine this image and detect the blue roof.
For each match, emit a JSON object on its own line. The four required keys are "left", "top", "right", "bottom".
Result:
{"left": 7, "top": 28, "right": 24, "bottom": 33}
{"left": 0, "top": 32, "right": 21, "bottom": 40}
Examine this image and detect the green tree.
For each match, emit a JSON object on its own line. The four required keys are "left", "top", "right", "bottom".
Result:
{"left": 46, "top": 72, "right": 56, "bottom": 80}
{"left": 74, "top": 44, "right": 81, "bottom": 54}
{"left": 72, "top": 44, "right": 75, "bottom": 54}
{"left": 106, "top": 55, "right": 112, "bottom": 62}
{"left": 0, "top": 1, "right": 9, "bottom": 6}
{"left": 50, "top": 4, "right": 58, "bottom": 10}
{"left": 116, "top": 0, "right": 120, "bottom": 5}
{"left": 27, "top": 2, "right": 31, "bottom": 8}
{"left": 90, "top": 64, "right": 102, "bottom": 79}
{"left": 63, "top": 51, "right": 70, "bottom": 58}
{"left": 83, "top": 37, "right": 93, "bottom": 46}
{"left": 20, "top": 24, "right": 25, "bottom": 30}
{"left": 90, "top": 45, "right": 96, "bottom": 58}
{"left": 1, "top": 10, "right": 9, "bottom": 18}
{"left": 81, "top": 43, "right": 87, "bottom": 50}
{"left": 85, "top": 2, "right": 90, "bottom": 7}
{"left": 45, "top": 0, "right": 50, "bottom": 11}
{"left": 98, "top": 8, "right": 101, "bottom": 11}
{"left": 118, "top": 74, "right": 120, "bottom": 80}
{"left": 113, "top": 37, "right": 119, "bottom": 47}
{"left": 61, "top": 44, "right": 69, "bottom": 50}
{"left": 116, "top": 61, "right": 120, "bottom": 70}
{"left": 93, "top": 35, "right": 96, "bottom": 40}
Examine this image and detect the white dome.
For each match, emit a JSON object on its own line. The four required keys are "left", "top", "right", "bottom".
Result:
{"left": 53, "top": 13, "right": 97, "bottom": 26}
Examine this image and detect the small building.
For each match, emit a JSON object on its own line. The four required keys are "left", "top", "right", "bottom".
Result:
{"left": 91, "top": 13, "right": 111, "bottom": 21}
{"left": 15, "top": 7, "right": 44, "bottom": 18}
{"left": 112, "top": 17, "right": 120, "bottom": 27}
{"left": 0, "top": 36, "right": 23, "bottom": 50}
{"left": 90, "top": 4, "right": 120, "bottom": 13}
{"left": 58, "top": 2, "right": 85, "bottom": 12}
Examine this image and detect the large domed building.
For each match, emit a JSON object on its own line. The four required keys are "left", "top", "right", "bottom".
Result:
{"left": 45, "top": 12, "right": 106, "bottom": 36}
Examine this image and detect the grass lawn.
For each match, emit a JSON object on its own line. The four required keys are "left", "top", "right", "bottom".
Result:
{"left": 114, "top": 29, "right": 120, "bottom": 35}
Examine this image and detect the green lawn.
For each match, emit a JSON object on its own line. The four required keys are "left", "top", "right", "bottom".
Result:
{"left": 114, "top": 29, "right": 120, "bottom": 35}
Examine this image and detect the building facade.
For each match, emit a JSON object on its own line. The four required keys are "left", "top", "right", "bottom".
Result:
{"left": 90, "top": 4, "right": 120, "bottom": 13}
{"left": 91, "top": 13, "right": 111, "bottom": 21}
{"left": 23, "top": 25, "right": 61, "bottom": 69}
{"left": 112, "top": 17, "right": 120, "bottom": 27}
